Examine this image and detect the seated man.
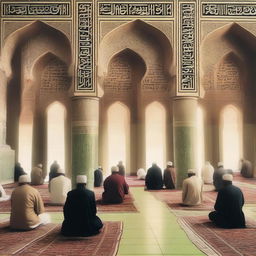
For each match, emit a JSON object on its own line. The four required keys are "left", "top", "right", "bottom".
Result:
{"left": 163, "top": 161, "right": 176, "bottom": 189}
{"left": 49, "top": 160, "right": 60, "bottom": 182}
{"left": 61, "top": 175, "right": 103, "bottom": 237}
{"left": 201, "top": 161, "right": 214, "bottom": 184}
{"left": 49, "top": 169, "right": 71, "bottom": 205}
{"left": 94, "top": 166, "right": 103, "bottom": 187}
{"left": 102, "top": 166, "right": 129, "bottom": 204}
{"left": 182, "top": 169, "right": 203, "bottom": 206}
{"left": 145, "top": 163, "right": 163, "bottom": 190}
{"left": 31, "top": 164, "right": 46, "bottom": 185}
{"left": 137, "top": 168, "right": 146, "bottom": 180}
{"left": 117, "top": 161, "right": 125, "bottom": 176}
{"left": 10, "top": 175, "right": 49, "bottom": 230}
{"left": 209, "top": 174, "right": 245, "bottom": 228}
{"left": 240, "top": 159, "right": 253, "bottom": 178}
{"left": 0, "top": 184, "right": 10, "bottom": 202}
{"left": 14, "top": 162, "right": 26, "bottom": 182}
{"left": 213, "top": 162, "right": 233, "bottom": 191}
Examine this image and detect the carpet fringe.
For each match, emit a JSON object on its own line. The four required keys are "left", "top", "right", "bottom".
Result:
{"left": 177, "top": 218, "right": 221, "bottom": 256}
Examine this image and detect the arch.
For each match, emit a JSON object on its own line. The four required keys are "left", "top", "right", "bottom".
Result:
{"left": 46, "top": 101, "right": 66, "bottom": 173}
{"left": 145, "top": 101, "right": 166, "bottom": 171}
{"left": 98, "top": 19, "right": 173, "bottom": 78}
{"left": 107, "top": 101, "right": 130, "bottom": 175}
{"left": 220, "top": 104, "right": 243, "bottom": 171}
{"left": 1, "top": 20, "right": 72, "bottom": 78}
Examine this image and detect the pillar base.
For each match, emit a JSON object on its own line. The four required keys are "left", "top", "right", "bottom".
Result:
{"left": 0, "top": 145, "right": 15, "bottom": 184}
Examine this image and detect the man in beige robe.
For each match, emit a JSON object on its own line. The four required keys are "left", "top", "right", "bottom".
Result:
{"left": 10, "top": 175, "right": 49, "bottom": 230}
{"left": 31, "top": 164, "right": 46, "bottom": 185}
{"left": 182, "top": 169, "right": 203, "bottom": 206}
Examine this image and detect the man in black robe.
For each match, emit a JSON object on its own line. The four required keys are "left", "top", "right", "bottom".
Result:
{"left": 61, "top": 175, "right": 103, "bottom": 237}
{"left": 14, "top": 162, "right": 26, "bottom": 182}
{"left": 145, "top": 163, "right": 163, "bottom": 190}
{"left": 213, "top": 162, "right": 233, "bottom": 191}
{"left": 49, "top": 160, "right": 60, "bottom": 182}
{"left": 117, "top": 161, "right": 125, "bottom": 176}
{"left": 240, "top": 159, "right": 253, "bottom": 178}
{"left": 94, "top": 166, "right": 103, "bottom": 187}
{"left": 209, "top": 174, "right": 245, "bottom": 229}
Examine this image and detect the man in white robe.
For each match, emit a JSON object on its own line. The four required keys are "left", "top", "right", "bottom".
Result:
{"left": 137, "top": 168, "right": 146, "bottom": 180}
{"left": 201, "top": 161, "right": 214, "bottom": 184}
{"left": 49, "top": 169, "right": 71, "bottom": 205}
{"left": 182, "top": 169, "right": 203, "bottom": 206}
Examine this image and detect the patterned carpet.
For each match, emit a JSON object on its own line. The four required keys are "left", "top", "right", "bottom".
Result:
{"left": 178, "top": 215, "right": 256, "bottom": 256}
{"left": 1, "top": 184, "right": 138, "bottom": 213}
{"left": 0, "top": 220, "right": 122, "bottom": 256}
{"left": 125, "top": 176, "right": 145, "bottom": 187}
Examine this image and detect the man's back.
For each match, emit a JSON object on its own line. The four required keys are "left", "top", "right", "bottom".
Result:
{"left": 241, "top": 160, "right": 253, "bottom": 178}
{"left": 163, "top": 167, "right": 176, "bottom": 189}
{"left": 94, "top": 169, "right": 103, "bottom": 187}
{"left": 31, "top": 167, "right": 44, "bottom": 185}
{"left": 146, "top": 166, "right": 163, "bottom": 190}
{"left": 182, "top": 176, "right": 203, "bottom": 206}
{"left": 202, "top": 163, "right": 214, "bottom": 184}
{"left": 102, "top": 173, "right": 129, "bottom": 203}
{"left": 10, "top": 184, "right": 44, "bottom": 229}
{"left": 50, "top": 175, "right": 71, "bottom": 204}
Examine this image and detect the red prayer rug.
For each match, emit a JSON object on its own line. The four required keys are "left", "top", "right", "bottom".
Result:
{"left": 178, "top": 215, "right": 256, "bottom": 256}
{"left": 0, "top": 220, "right": 122, "bottom": 256}
{"left": 233, "top": 173, "right": 256, "bottom": 185}
{"left": 125, "top": 176, "right": 145, "bottom": 187}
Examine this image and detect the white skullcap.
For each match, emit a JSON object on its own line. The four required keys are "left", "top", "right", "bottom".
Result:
{"left": 152, "top": 162, "right": 157, "bottom": 165}
{"left": 167, "top": 161, "right": 173, "bottom": 166}
{"left": 76, "top": 175, "right": 87, "bottom": 183}
{"left": 19, "top": 175, "right": 30, "bottom": 183}
{"left": 218, "top": 162, "right": 223, "bottom": 167}
{"left": 57, "top": 168, "right": 64, "bottom": 174}
{"left": 222, "top": 174, "right": 233, "bottom": 181}
{"left": 98, "top": 166, "right": 102, "bottom": 169}
{"left": 38, "top": 163, "right": 43, "bottom": 168}
{"left": 111, "top": 166, "right": 118, "bottom": 172}
{"left": 188, "top": 169, "right": 196, "bottom": 174}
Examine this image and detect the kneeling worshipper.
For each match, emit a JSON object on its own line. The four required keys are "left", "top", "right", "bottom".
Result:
{"left": 145, "top": 163, "right": 163, "bottom": 190}
{"left": 213, "top": 162, "right": 233, "bottom": 191}
{"left": 94, "top": 166, "right": 103, "bottom": 187}
{"left": 209, "top": 174, "right": 245, "bottom": 229}
{"left": 137, "top": 168, "right": 146, "bottom": 180}
{"left": 49, "top": 160, "right": 60, "bottom": 182}
{"left": 31, "top": 163, "right": 46, "bottom": 185}
{"left": 0, "top": 184, "right": 10, "bottom": 201}
{"left": 102, "top": 166, "right": 129, "bottom": 204}
{"left": 201, "top": 161, "right": 214, "bottom": 184}
{"left": 49, "top": 168, "right": 71, "bottom": 205}
{"left": 240, "top": 158, "right": 253, "bottom": 178}
{"left": 10, "top": 175, "right": 50, "bottom": 230}
{"left": 117, "top": 161, "right": 125, "bottom": 176}
{"left": 163, "top": 161, "right": 176, "bottom": 189}
{"left": 61, "top": 175, "right": 103, "bottom": 237}
{"left": 14, "top": 162, "right": 26, "bottom": 182}
{"left": 182, "top": 169, "right": 203, "bottom": 206}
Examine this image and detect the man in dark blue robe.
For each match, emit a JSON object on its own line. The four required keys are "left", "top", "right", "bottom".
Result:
{"left": 61, "top": 175, "right": 103, "bottom": 236}
{"left": 209, "top": 174, "right": 245, "bottom": 229}
{"left": 94, "top": 166, "right": 103, "bottom": 187}
{"left": 145, "top": 163, "right": 163, "bottom": 190}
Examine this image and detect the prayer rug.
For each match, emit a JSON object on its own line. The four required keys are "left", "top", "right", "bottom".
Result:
{"left": 178, "top": 215, "right": 256, "bottom": 256}
{"left": 234, "top": 173, "right": 256, "bottom": 185}
{"left": 94, "top": 188, "right": 138, "bottom": 212}
{"left": 0, "top": 220, "right": 122, "bottom": 256}
{"left": 125, "top": 176, "right": 145, "bottom": 187}
{"left": 150, "top": 190, "right": 215, "bottom": 211}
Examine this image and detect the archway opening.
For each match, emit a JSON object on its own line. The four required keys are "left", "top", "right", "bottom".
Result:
{"left": 47, "top": 102, "right": 65, "bottom": 174}
{"left": 107, "top": 102, "right": 130, "bottom": 175}
{"left": 221, "top": 105, "right": 242, "bottom": 171}
{"left": 145, "top": 102, "right": 166, "bottom": 172}
{"left": 18, "top": 110, "right": 33, "bottom": 174}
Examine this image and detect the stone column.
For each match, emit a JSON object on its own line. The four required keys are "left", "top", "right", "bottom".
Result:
{"left": 72, "top": 97, "right": 99, "bottom": 190}
{"left": 173, "top": 97, "right": 198, "bottom": 188}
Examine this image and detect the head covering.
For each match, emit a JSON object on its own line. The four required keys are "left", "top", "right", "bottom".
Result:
{"left": 152, "top": 162, "right": 157, "bottom": 166}
{"left": 167, "top": 161, "right": 173, "bottom": 167}
{"left": 76, "top": 175, "right": 87, "bottom": 184}
{"left": 111, "top": 166, "right": 118, "bottom": 173}
{"left": 98, "top": 166, "right": 102, "bottom": 169}
{"left": 57, "top": 168, "right": 64, "bottom": 174}
{"left": 19, "top": 175, "right": 30, "bottom": 183}
{"left": 222, "top": 174, "right": 233, "bottom": 181}
{"left": 118, "top": 161, "right": 123, "bottom": 165}
{"left": 188, "top": 169, "right": 196, "bottom": 174}
{"left": 38, "top": 163, "right": 43, "bottom": 168}
{"left": 218, "top": 162, "right": 223, "bottom": 167}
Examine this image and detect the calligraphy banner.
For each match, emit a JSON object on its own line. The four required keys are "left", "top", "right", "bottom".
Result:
{"left": 1, "top": 2, "right": 70, "bottom": 17}
{"left": 76, "top": 2, "right": 94, "bottom": 91}
{"left": 202, "top": 3, "right": 256, "bottom": 17}
{"left": 179, "top": 2, "right": 197, "bottom": 93}
{"left": 98, "top": 2, "right": 173, "bottom": 17}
